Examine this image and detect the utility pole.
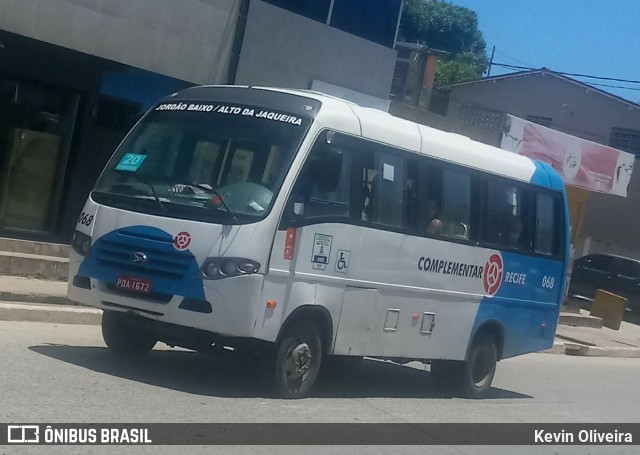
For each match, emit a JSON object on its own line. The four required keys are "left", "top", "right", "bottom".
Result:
{"left": 487, "top": 45, "right": 496, "bottom": 77}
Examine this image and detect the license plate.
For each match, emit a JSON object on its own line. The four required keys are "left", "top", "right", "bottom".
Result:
{"left": 115, "top": 276, "right": 152, "bottom": 294}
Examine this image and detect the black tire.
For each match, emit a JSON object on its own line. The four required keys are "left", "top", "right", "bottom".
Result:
{"left": 101, "top": 311, "right": 157, "bottom": 358}
{"left": 460, "top": 333, "right": 498, "bottom": 399}
{"left": 272, "top": 320, "right": 323, "bottom": 399}
{"left": 430, "top": 334, "right": 498, "bottom": 399}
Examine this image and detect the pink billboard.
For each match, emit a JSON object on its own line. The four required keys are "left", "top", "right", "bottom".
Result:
{"left": 500, "top": 115, "right": 635, "bottom": 197}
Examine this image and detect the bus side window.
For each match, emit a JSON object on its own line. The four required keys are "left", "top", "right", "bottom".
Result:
{"left": 484, "top": 181, "right": 529, "bottom": 251}
{"left": 360, "top": 146, "right": 418, "bottom": 229}
{"left": 534, "top": 192, "right": 556, "bottom": 255}
{"left": 435, "top": 168, "right": 471, "bottom": 240}
{"left": 289, "top": 132, "right": 351, "bottom": 219}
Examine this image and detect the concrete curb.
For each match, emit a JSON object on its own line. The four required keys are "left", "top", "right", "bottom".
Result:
{"left": 543, "top": 342, "right": 567, "bottom": 355}
{"left": 0, "top": 252, "right": 69, "bottom": 281}
{"left": 0, "top": 291, "right": 73, "bottom": 306}
{"left": 0, "top": 237, "right": 70, "bottom": 258}
{"left": 558, "top": 312, "right": 603, "bottom": 329}
{"left": 544, "top": 341, "right": 640, "bottom": 358}
{"left": 0, "top": 302, "right": 101, "bottom": 326}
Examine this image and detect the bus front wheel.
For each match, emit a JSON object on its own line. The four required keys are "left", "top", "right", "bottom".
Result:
{"left": 101, "top": 310, "right": 157, "bottom": 358}
{"left": 272, "top": 320, "right": 323, "bottom": 399}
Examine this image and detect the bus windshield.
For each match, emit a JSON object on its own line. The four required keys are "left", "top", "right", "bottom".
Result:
{"left": 92, "top": 103, "right": 311, "bottom": 224}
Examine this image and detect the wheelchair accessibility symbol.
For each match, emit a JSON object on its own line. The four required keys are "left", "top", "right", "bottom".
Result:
{"left": 335, "top": 250, "right": 351, "bottom": 273}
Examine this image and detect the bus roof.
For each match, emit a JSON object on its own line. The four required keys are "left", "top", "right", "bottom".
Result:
{"left": 170, "top": 85, "right": 556, "bottom": 189}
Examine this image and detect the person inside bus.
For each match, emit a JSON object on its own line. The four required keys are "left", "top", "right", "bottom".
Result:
{"left": 426, "top": 199, "right": 443, "bottom": 235}
{"left": 506, "top": 217, "right": 525, "bottom": 249}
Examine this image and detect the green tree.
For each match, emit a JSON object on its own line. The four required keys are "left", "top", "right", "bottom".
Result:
{"left": 399, "top": 0, "right": 489, "bottom": 86}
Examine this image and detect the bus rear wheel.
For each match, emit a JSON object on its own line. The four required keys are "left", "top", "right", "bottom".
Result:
{"left": 461, "top": 334, "right": 498, "bottom": 398}
{"left": 272, "top": 320, "right": 323, "bottom": 399}
{"left": 101, "top": 310, "right": 157, "bottom": 358}
{"left": 430, "top": 334, "right": 497, "bottom": 399}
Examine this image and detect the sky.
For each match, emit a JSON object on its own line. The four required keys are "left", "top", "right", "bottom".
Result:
{"left": 447, "top": 0, "right": 640, "bottom": 103}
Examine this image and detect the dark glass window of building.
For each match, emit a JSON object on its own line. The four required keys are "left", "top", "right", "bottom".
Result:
{"left": 262, "top": 0, "right": 332, "bottom": 23}
{"left": 0, "top": 78, "right": 79, "bottom": 233}
{"left": 610, "top": 127, "right": 640, "bottom": 158}
{"left": 263, "top": 0, "right": 402, "bottom": 48}
{"left": 330, "top": 0, "right": 403, "bottom": 48}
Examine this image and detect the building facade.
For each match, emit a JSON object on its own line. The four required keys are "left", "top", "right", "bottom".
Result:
{"left": 431, "top": 70, "right": 640, "bottom": 258}
{"left": 0, "top": 0, "right": 401, "bottom": 243}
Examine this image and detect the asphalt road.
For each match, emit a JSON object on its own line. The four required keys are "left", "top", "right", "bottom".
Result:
{"left": 2, "top": 320, "right": 640, "bottom": 455}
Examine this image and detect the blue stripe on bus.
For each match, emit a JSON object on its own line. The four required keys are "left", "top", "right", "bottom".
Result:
{"left": 78, "top": 226, "right": 205, "bottom": 301}
{"left": 529, "top": 160, "right": 552, "bottom": 188}
{"left": 536, "top": 161, "right": 566, "bottom": 191}
{"left": 471, "top": 252, "right": 564, "bottom": 359}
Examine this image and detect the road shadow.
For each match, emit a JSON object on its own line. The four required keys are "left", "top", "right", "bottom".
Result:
{"left": 29, "top": 344, "right": 531, "bottom": 400}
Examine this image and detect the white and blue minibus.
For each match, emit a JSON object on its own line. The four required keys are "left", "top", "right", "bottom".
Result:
{"left": 68, "top": 86, "right": 569, "bottom": 398}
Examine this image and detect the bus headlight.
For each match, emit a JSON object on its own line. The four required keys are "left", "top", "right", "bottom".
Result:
{"left": 71, "top": 231, "right": 92, "bottom": 257}
{"left": 200, "top": 258, "right": 260, "bottom": 279}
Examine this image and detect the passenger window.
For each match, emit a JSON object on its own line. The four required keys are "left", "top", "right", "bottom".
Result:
{"left": 289, "top": 132, "right": 351, "bottom": 218}
{"left": 535, "top": 193, "right": 555, "bottom": 255}
{"left": 484, "top": 181, "right": 529, "bottom": 250}
{"left": 361, "top": 147, "right": 418, "bottom": 229}
{"left": 429, "top": 168, "right": 471, "bottom": 240}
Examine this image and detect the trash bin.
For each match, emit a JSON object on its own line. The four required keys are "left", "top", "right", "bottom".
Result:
{"left": 590, "top": 289, "right": 627, "bottom": 330}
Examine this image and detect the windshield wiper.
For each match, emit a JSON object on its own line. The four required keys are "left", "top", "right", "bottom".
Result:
{"left": 163, "top": 178, "right": 239, "bottom": 223}
{"left": 114, "top": 169, "right": 166, "bottom": 211}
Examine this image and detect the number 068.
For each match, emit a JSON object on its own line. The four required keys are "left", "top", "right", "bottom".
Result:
{"left": 542, "top": 276, "right": 555, "bottom": 289}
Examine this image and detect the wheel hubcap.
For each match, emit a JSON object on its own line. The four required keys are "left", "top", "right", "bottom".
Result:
{"left": 284, "top": 342, "right": 312, "bottom": 384}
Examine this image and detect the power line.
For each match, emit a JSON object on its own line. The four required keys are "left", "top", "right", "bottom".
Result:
{"left": 491, "top": 63, "right": 640, "bottom": 85}
{"left": 493, "top": 50, "right": 532, "bottom": 68}
{"left": 585, "top": 82, "right": 640, "bottom": 92}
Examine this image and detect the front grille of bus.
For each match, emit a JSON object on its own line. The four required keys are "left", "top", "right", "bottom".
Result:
{"left": 94, "top": 235, "right": 191, "bottom": 281}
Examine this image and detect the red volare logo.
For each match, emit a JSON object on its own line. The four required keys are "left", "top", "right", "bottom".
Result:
{"left": 173, "top": 231, "right": 192, "bottom": 251}
{"left": 483, "top": 253, "right": 503, "bottom": 297}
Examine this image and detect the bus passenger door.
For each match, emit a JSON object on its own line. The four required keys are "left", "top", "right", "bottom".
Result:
{"left": 268, "top": 131, "right": 356, "bottom": 347}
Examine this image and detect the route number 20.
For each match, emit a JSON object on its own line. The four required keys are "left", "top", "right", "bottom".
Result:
{"left": 542, "top": 275, "right": 555, "bottom": 289}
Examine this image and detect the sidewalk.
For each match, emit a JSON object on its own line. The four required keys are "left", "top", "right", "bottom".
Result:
{"left": 0, "top": 275, "right": 99, "bottom": 325}
{"left": 1, "top": 275, "right": 640, "bottom": 358}
{"left": 0, "top": 275, "right": 69, "bottom": 305}
{"left": 547, "top": 310, "right": 640, "bottom": 358}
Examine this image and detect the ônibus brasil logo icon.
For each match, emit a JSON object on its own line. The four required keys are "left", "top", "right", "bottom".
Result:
{"left": 483, "top": 253, "right": 503, "bottom": 297}
{"left": 173, "top": 231, "right": 192, "bottom": 251}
